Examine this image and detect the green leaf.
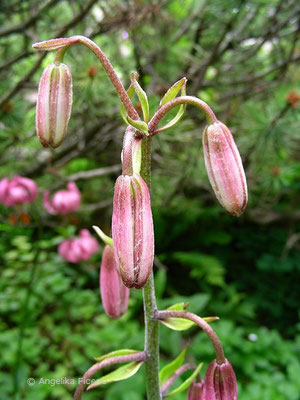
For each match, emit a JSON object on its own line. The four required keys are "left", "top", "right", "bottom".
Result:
{"left": 94, "top": 349, "right": 140, "bottom": 363}
{"left": 160, "top": 303, "right": 195, "bottom": 331}
{"left": 154, "top": 106, "right": 185, "bottom": 133}
{"left": 120, "top": 84, "right": 135, "bottom": 124}
{"left": 203, "top": 316, "right": 219, "bottom": 323}
{"left": 131, "top": 72, "right": 150, "bottom": 122}
{"left": 160, "top": 317, "right": 195, "bottom": 331}
{"left": 87, "top": 361, "right": 144, "bottom": 390}
{"left": 165, "top": 362, "right": 203, "bottom": 398}
{"left": 166, "top": 302, "right": 189, "bottom": 311}
{"left": 159, "top": 347, "right": 188, "bottom": 385}
{"left": 155, "top": 77, "right": 187, "bottom": 133}
{"left": 159, "top": 77, "right": 187, "bottom": 106}
{"left": 173, "top": 252, "right": 225, "bottom": 287}
{"left": 127, "top": 116, "right": 149, "bottom": 134}
{"left": 92, "top": 225, "right": 113, "bottom": 248}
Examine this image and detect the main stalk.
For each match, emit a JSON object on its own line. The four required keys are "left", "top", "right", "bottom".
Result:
{"left": 141, "top": 137, "right": 161, "bottom": 400}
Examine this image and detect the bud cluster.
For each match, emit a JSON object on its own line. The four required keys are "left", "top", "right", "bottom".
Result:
{"left": 31, "top": 37, "right": 248, "bottom": 397}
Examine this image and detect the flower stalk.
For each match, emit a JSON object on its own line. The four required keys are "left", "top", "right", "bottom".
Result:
{"left": 148, "top": 95, "right": 218, "bottom": 134}
{"left": 33, "top": 35, "right": 139, "bottom": 120}
{"left": 155, "top": 310, "right": 226, "bottom": 365}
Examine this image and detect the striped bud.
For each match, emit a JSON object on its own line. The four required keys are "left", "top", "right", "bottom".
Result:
{"left": 112, "top": 174, "right": 154, "bottom": 289}
{"left": 100, "top": 245, "right": 130, "bottom": 319}
{"left": 36, "top": 62, "right": 72, "bottom": 148}
{"left": 202, "top": 122, "right": 247, "bottom": 216}
{"left": 204, "top": 359, "right": 238, "bottom": 400}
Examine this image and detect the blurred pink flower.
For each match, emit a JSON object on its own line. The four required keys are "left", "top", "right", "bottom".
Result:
{"left": 58, "top": 229, "right": 99, "bottom": 263}
{"left": 0, "top": 176, "right": 38, "bottom": 206}
{"left": 43, "top": 182, "right": 81, "bottom": 215}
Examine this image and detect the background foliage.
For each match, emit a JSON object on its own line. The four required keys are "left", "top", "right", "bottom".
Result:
{"left": 0, "top": 0, "right": 299, "bottom": 399}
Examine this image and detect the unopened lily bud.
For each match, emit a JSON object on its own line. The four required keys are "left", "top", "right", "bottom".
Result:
{"left": 187, "top": 380, "right": 205, "bottom": 400}
{"left": 112, "top": 174, "right": 154, "bottom": 289}
{"left": 100, "top": 245, "right": 130, "bottom": 319}
{"left": 36, "top": 62, "right": 72, "bottom": 148}
{"left": 204, "top": 359, "right": 237, "bottom": 400}
{"left": 202, "top": 122, "right": 247, "bottom": 216}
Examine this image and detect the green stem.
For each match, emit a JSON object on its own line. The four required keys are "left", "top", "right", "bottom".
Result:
{"left": 141, "top": 136, "right": 161, "bottom": 400}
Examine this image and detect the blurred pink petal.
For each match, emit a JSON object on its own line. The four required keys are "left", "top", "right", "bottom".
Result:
{"left": 43, "top": 182, "right": 81, "bottom": 215}
{"left": 0, "top": 176, "right": 38, "bottom": 206}
{"left": 58, "top": 229, "right": 99, "bottom": 263}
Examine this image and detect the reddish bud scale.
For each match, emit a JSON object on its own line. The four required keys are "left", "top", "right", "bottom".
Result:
{"left": 100, "top": 245, "right": 130, "bottom": 319}
{"left": 204, "top": 359, "right": 238, "bottom": 400}
{"left": 202, "top": 122, "right": 247, "bottom": 216}
{"left": 36, "top": 62, "right": 72, "bottom": 148}
{"left": 112, "top": 174, "right": 154, "bottom": 289}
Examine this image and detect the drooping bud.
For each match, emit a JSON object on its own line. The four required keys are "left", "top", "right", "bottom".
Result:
{"left": 100, "top": 245, "right": 130, "bottom": 319}
{"left": 112, "top": 173, "right": 154, "bottom": 289}
{"left": 202, "top": 122, "right": 247, "bottom": 216}
{"left": 36, "top": 62, "right": 72, "bottom": 148}
{"left": 187, "top": 380, "right": 205, "bottom": 400}
{"left": 204, "top": 359, "right": 238, "bottom": 400}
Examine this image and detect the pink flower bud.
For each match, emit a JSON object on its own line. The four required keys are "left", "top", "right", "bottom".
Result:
{"left": 202, "top": 122, "right": 247, "bottom": 216}
{"left": 100, "top": 245, "right": 130, "bottom": 319}
{"left": 58, "top": 229, "right": 99, "bottom": 263}
{"left": 204, "top": 359, "right": 238, "bottom": 400}
{"left": 36, "top": 62, "right": 72, "bottom": 148}
{"left": 112, "top": 174, "right": 154, "bottom": 289}
{"left": 0, "top": 176, "right": 38, "bottom": 206}
{"left": 43, "top": 182, "right": 81, "bottom": 215}
{"left": 187, "top": 380, "right": 205, "bottom": 400}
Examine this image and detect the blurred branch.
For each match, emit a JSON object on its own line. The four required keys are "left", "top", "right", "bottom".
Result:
{"left": 0, "top": 50, "right": 33, "bottom": 72}
{"left": 0, "top": 0, "right": 59, "bottom": 37}
{"left": 0, "top": 0, "right": 98, "bottom": 108}
{"left": 80, "top": 199, "right": 112, "bottom": 212}
{"left": 66, "top": 164, "right": 121, "bottom": 181}
{"left": 24, "top": 118, "right": 121, "bottom": 177}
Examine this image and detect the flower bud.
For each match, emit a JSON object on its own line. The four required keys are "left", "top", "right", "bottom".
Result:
{"left": 112, "top": 174, "right": 154, "bottom": 289}
{"left": 36, "top": 62, "right": 72, "bottom": 148}
{"left": 187, "top": 380, "right": 205, "bottom": 400}
{"left": 100, "top": 245, "right": 130, "bottom": 319}
{"left": 202, "top": 122, "right": 247, "bottom": 216}
{"left": 204, "top": 359, "right": 237, "bottom": 400}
